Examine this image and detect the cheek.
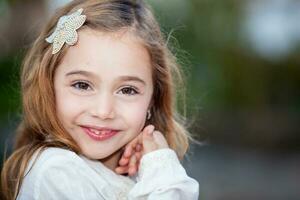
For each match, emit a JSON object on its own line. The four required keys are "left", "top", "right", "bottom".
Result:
{"left": 120, "top": 103, "right": 147, "bottom": 132}
{"left": 55, "top": 88, "right": 82, "bottom": 124}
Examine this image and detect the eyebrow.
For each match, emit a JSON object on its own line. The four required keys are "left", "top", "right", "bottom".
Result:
{"left": 65, "top": 70, "right": 146, "bottom": 85}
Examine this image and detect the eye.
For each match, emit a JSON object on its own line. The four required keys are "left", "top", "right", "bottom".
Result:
{"left": 118, "top": 86, "right": 139, "bottom": 96}
{"left": 71, "top": 81, "right": 92, "bottom": 91}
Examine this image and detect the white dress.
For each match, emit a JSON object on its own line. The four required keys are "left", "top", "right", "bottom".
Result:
{"left": 17, "top": 147, "right": 199, "bottom": 200}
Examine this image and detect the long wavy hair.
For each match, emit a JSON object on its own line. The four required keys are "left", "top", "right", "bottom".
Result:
{"left": 1, "top": 0, "right": 197, "bottom": 199}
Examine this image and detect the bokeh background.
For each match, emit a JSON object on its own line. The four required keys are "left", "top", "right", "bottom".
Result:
{"left": 1, "top": 0, "right": 300, "bottom": 199}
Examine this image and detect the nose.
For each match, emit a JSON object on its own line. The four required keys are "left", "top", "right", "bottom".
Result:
{"left": 90, "top": 92, "right": 115, "bottom": 120}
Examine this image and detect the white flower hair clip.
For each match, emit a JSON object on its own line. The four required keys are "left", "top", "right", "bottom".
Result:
{"left": 45, "top": 8, "right": 86, "bottom": 54}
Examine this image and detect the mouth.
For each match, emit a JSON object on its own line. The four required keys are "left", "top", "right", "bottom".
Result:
{"left": 80, "top": 125, "right": 120, "bottom": 141}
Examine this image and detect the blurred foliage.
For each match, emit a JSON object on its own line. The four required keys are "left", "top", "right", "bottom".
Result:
{"left": 154, "top": 0, "right": 300, "bottom": 112}
{"left": 0, "top": 55, "right": 21, "bottom": 122}
{"left": 149, "top": 0, "right": 300, "bottom": 149}
{"left": 1, "top": 0, "right": 23, "bottom": 5}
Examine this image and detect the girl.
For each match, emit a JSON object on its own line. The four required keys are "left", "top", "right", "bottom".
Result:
{"left": 1, "top": 0, "right": 199, "bottom": 199}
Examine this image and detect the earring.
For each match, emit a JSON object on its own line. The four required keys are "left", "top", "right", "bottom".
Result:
{"left": 147, "top": 109, "right": 151, "bottom": 120}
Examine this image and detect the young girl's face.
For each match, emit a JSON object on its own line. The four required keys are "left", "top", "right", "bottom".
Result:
{"left": 54, "top": 29, "right": 153, "bottom": 160}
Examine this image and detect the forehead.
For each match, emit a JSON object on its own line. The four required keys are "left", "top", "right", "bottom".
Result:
{"left": 56, "top": 28, "right": 152, "bottom": 80}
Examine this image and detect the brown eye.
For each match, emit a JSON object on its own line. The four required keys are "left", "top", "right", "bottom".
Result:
{"left": 72, "top": 81, "right": 91, "bottom": 91}
{"left": 119, "top": 86, "right": 138, "bottom": 95}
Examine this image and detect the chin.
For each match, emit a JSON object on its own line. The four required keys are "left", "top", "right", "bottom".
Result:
{"left": 80, "top": 147, "right": 109, "bottom": 160}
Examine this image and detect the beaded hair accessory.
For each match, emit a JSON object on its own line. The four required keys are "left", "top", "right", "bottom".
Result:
{"left": 45, "top": 8, "right": 86, "bottom": 54}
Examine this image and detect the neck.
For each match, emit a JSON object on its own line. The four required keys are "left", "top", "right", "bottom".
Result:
{"left": 99, "top": 148, "right": 123, "bottom": 173}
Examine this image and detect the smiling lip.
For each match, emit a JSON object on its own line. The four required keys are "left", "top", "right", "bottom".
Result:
{"left": 81, "top": 126, "right": 120, "bottom": 141}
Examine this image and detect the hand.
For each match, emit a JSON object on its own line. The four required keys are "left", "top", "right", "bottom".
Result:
{"left": 115, "top": 124, "right": 169, "bottom": 176}
{"left": 115, "top": 125, "right": 153, "bottom": 176}
{"left": 115, "top": 139, "right": 143, "bottom": 176}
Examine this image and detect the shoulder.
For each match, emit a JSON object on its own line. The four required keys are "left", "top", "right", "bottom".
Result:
{"left": 31, "top": 147, "right": 80, "bottom": 168}
{"left": 19, "top": 147, "right": 106, "bottom": 199}
{"left": 35, "top": 146, "right": 78, "bottom": 161}
{"left": 24, "top": 147, "right": 83, "bottom": 185}
{"left": 27, "top": 147, "right": 94, "bottom": 182}
{"left": 24, "top": 147, "right": 82, "bottom": 177}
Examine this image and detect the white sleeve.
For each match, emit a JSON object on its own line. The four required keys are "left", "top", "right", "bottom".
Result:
{"left": 128, "top": 148, "right": 200, "bottom": 200}
{"left": 32, "top": 156, "right": 106, "bottom": 200}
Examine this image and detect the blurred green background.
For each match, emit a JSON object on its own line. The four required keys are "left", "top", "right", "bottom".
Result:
{"left": 1, "top": 0, "right": 300, "bottom": 199}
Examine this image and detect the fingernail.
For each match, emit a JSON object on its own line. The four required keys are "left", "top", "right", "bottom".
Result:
{"left": 147, "top": 125, "right": 154, "bottom": 135}
{"left": 147, "top": 129, "right": 153, "bottom": 135}
{"left": 136, "top": 144, "right": 141, "bottom": 151}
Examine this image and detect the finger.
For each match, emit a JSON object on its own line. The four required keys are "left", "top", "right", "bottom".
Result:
{"left": 123, "top": 146, "right": 132, "bottom": 158}
{"left": 118, "top": 146, "right": 143, "bottom": 175}
{"left": 128, "top": 154, "right": 137, "bottom": 176}
{"left": 129, "top": 154, "right": 137, "bottom": 167}
{"left": 128, "top": 166, "right": 136, "bottom": 176}
{"left": 136, "top": 134, "right": 143, "bottom": 148}
{"left": 115, "top": 166, "right": 129, "bottom": 175}
{"left": 135, "top": 151, "right": 142, "bottom": 161}
{"left": 119, "top": 144, "right": 136, "bottom": 166}
{"left": 136, "top": 160, "right": 140, "bottom": 171}
{"left": 142, "top": 129, "right": 158, "bottom": 154}
{"left": 137, "top": 125, "right": 155, "bottom": 146}
{"left": 125, "top": 125, "right": 154, "bottom": 157}
{"left": 152, "top": 130, "right": 169, "bottom": 148}
{"left": 123, "top": 143, "right": 134, "bottom": 158}
{"left": 135, "top": 143, "right": 142, "bottom": 152}
{"left": 122, "top": 125, "right": 155, "bottom": 163}
{"left": 144, "top": 124, "right": 155, "bottom": 136}
{"left": 118, "top": 156, "right": 130, "bottom": 166}
{"left": 124, "top": 136, "right": 140, "bottom": 157}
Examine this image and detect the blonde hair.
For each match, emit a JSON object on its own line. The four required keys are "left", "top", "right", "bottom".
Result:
{"left": 1, "top": 0, "right": 197, "bottom": 199}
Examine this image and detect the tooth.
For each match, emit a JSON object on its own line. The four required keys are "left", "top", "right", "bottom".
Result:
{"left": 88, "top": 128, "right": 113, "bottom": 135}
{"left": 94, "top": 130, "right": 101, "bottom": 135}
{"left": 89, "top": 128, "right": 99, "bottom": 135}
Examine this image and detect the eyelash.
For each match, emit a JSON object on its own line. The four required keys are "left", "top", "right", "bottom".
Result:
{"left": 71, "top": 81, "right": 139, "bottom": 96}
{"left": 72, "top": 81, "right": 92, "bottom": 91}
